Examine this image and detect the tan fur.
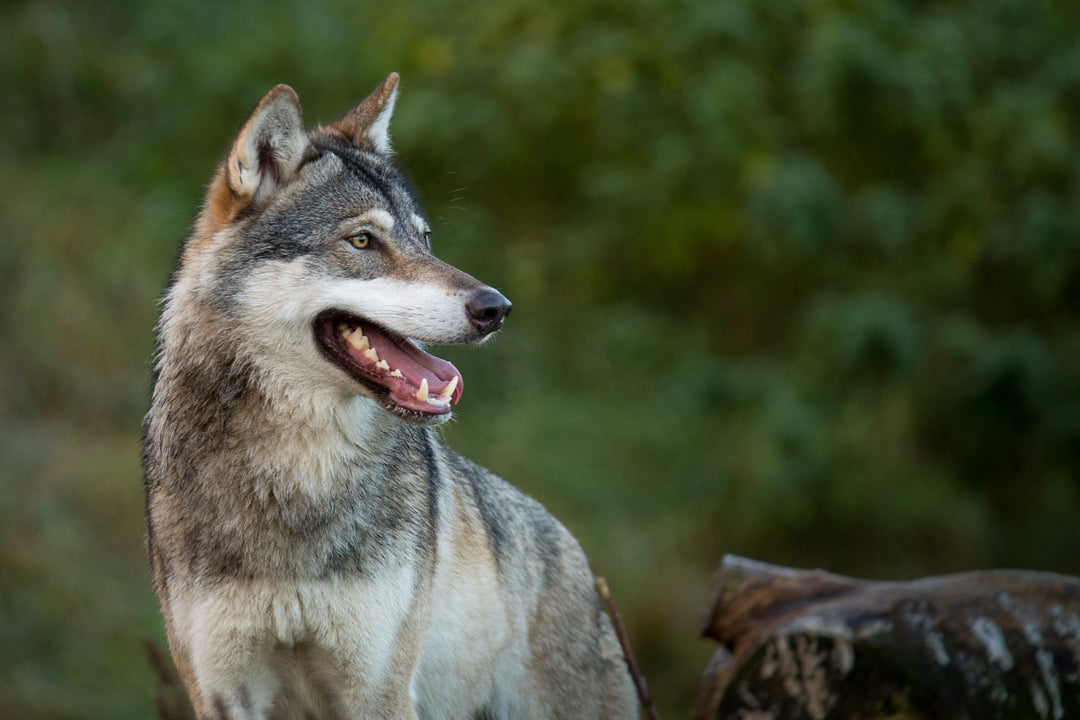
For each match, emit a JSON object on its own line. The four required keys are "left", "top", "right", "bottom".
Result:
{"left": 192, "top": 168, "right": 239, "bottom": 245}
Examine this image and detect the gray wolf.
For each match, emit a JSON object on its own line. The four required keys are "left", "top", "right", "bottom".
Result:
{"left": 143, "top": 73, "right": 638, "bottom": 719}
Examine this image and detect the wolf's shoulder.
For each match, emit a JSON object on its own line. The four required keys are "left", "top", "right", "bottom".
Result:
{"left": 434, "top": 440, "right": 594, "bottom": 588}
{"left": 438, "top": 442, "right": 551, "bottom": 526}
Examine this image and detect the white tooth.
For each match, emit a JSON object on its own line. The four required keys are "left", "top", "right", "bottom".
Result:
{"left": 415, "top": 378, "right": 429, "bottom": 402}
{"left": 390, "top": 369, "right": 404, "bottom": 378}
{"left": 347, "top": 332, "right": 370, "bottom": 351}
{"left": 375, "top": 360, "right": 390, "bottom": 371}
{"left": 337, "top": 322, "right": 350, "bottom": 335}
{"left": 363, "top": 348, "right": 380, "bottom": 363}
{"left": 439, "top": 376, "right": 459, "bottom": 399}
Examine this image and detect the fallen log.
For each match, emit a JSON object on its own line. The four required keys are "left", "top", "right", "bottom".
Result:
{"left": 694, "top": 555, "right": 1080, "bottom": 719}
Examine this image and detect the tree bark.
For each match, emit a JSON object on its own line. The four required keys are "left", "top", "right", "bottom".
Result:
{"left": 694, "top": 555, "right": 1080, "bottom": 719}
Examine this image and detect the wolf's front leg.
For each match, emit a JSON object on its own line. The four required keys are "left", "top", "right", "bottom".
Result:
{"left": 313, "top": 617, "right": 426, "bottom": 719}
{"left": 302, "top": 572, "right": 430, "bottom": 719}
{"left": 185, "top": 628, "right": 421, "bottom": 720}
{"left": 173, "top": 584, "right": 289, "bottom": 720}
{"left": 331, "top": 668, "right": 421, "bottom": 720}
{"left": 188, "top": 632, "right": 279, "bottom": 720}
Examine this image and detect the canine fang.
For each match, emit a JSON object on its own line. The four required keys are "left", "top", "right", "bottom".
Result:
{"left": 440, "top": 375, "right": 459, "bottom": 400}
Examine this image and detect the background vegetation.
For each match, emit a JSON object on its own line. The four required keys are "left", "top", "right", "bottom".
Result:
{"left": 3, "top": 0, "right": 1079, "bottom": 717}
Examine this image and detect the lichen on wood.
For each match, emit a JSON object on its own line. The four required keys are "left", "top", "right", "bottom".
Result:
{"left": 695, "top": 555, "right": 1080, "bottom": 719}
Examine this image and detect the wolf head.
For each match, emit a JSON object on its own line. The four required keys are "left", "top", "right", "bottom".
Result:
{"left": 165, "top": 74, "right": 511, "bottom": 426}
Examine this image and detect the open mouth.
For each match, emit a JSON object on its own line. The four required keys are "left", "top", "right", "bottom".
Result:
{"left": 315, "top": 310, "right": 463, "bottom": 418}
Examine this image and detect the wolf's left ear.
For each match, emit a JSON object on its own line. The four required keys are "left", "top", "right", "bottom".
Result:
{"left": 225, "top": 84, "right": 308, "bottom": 203}
{"left": 330, "top": 73, "right": 400, "bottom": 154}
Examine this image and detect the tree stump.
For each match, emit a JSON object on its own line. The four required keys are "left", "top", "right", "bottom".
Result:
{"left": 694, "top": 555, "right": 1080, "bottom": 719}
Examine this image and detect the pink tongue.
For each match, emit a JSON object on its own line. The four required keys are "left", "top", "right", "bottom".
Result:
{"left": 345, "top": 323, "right": 463, "bottom": 412}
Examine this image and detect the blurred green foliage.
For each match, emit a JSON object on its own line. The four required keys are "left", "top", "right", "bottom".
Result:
{"left": 2, "top": 0, "right": 1080, "bottom": 717}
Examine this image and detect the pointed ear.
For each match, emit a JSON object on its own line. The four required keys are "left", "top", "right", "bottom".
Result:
{"left": 225, "top": 84, "right": 308, "bottom": 203}
{"left": 329, "top": 73, "right": 400, "bottom": 154}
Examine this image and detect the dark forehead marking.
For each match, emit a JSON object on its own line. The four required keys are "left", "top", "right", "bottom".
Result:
{"left": 309, "top": 133, "right": 421, "bottom": 213}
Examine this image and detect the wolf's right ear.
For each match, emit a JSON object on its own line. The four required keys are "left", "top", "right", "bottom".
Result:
{"left": 330, "top": 73, "right": 400, "bottom": 154}
{"left": 224, "top": 85, "right": 308, "bottom": 204}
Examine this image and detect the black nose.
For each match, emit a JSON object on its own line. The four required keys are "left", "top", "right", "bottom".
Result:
{"left": 466, "top": 288, "right": 512, "bottom": 336}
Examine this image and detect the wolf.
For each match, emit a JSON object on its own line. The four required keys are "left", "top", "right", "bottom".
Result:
{"left": 143, "top": 73, "right": 638, "bottom": 720}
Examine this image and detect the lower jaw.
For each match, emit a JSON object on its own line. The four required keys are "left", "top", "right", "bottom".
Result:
{"left": 346, "top": 376, "right": 454, "bottom": 425}
{"left": 388, "top": 401, "right": 453, "bottom": 425}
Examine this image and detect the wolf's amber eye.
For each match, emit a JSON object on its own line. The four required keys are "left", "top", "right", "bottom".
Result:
{"left": 347, "top": 233, "right": 371, "bottom": 250}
